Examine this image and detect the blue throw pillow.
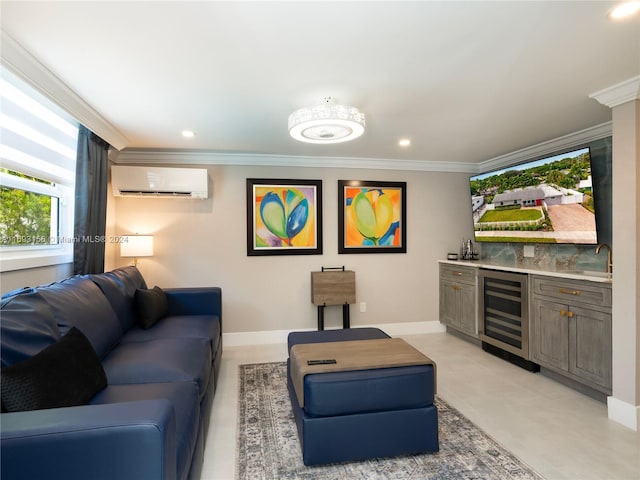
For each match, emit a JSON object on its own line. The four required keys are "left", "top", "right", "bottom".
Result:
{"left": 1, "top": 327, "right": 107, "bottom": 412}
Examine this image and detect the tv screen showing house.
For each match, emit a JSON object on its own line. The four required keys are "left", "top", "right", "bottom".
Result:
{"left": 469, "top": 147, "right": 598, "bottom": 244}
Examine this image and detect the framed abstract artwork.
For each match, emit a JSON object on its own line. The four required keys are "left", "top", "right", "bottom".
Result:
{"left": 247, "top": 178, "right": 323, "bottom": 256}
{"left": 338, "top": 180, "right": 407, "bottom": 254}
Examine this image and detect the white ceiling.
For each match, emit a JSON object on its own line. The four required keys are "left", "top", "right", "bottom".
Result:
{"left": 1, "top": 1, "right": 638, "bottom": 166}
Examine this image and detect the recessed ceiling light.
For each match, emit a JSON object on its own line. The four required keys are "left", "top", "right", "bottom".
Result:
{"left": 181, "top": 130, "right": 195, "bottom": 138}
{"left": 399, "top": 138, "right": 411, "bottom": 147}
{"left": 608, "top": 1, "right": 640, "bottom": 20}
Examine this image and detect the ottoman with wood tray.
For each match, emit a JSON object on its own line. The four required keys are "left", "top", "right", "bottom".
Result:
{"left": 286, "top": 327, "right": 439, "bottom": 466}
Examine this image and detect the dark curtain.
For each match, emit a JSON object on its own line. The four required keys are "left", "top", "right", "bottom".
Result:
{"left": 73, "top": 126, "right": 110, "bottom": 275}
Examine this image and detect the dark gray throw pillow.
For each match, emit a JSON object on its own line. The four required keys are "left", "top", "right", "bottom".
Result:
{"left": 134, "top": 286, "right": 169, "bottom": 329}
{"left": 1, "top": 327, "right": 107, "bottom": 412}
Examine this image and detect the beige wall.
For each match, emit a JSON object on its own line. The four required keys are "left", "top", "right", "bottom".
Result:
{"left": 111, "top": 164, "right": 473, "bottom": 333}
{"left": 611, "top": 99, "right": 640, "bottom": 414}
{"left": 0, "top": 263, "right": 73, "bottom": 293}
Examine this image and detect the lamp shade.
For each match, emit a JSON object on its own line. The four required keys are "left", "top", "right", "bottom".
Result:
{"left": 120, "top": 235, "right": 154, "bottom": 258}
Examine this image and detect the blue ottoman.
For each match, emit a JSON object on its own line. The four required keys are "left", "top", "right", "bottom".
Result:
{"left": 287, "top": 328, "right": 439, "bottom": 466}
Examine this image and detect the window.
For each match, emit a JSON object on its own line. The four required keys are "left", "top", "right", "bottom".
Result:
{"left": 0, "top": 67, "right": 78, "bottom": 271}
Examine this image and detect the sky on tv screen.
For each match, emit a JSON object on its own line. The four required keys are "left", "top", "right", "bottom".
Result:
{"left": 471, "top": 148, "right": 590, "bottom": 181}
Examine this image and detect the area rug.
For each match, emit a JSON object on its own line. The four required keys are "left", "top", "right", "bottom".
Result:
{"left": 236, "top": 362, "right": 544, "bottom": 480}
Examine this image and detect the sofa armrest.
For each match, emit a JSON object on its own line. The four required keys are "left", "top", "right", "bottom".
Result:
{"left": 164, "top": 287, "right": 222, "bottom": 320}
{"left": 1, "top": 400, "right": 176, "bottom": 480}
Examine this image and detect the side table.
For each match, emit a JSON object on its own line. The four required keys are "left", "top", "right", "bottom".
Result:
{"left": 310, "top": 268, "right": 355, "bottom": 330}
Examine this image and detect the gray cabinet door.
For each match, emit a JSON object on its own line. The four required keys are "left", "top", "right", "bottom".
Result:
{"left": 531, "top": 298, "right": 569, "bottom": 371}
{"left": 459, "top": 283, "right": 476, "bottom": 335}
{"left": 569, "top": 305, "right": 612, "bottom": 390}
{"left": 440, "top": 278, "right": 461, "bottom": 329}
{"left": 531, "top": 295, "right": 612, "bottom": 393}
{"left": 440, "top": 276, "right": 477, "bottom": 335}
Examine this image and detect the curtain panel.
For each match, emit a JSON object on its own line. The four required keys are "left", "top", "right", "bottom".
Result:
{"left": 73, "top": 126, "right": 110, "bottom": 275}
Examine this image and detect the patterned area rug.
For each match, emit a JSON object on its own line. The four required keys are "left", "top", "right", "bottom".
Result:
{"left": 236, "top": 362, "right": 544, "bottom": 480}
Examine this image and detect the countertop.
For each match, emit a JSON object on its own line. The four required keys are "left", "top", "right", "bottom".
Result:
{"left": 438, "top": 259, "right": 612, "bottom": 284}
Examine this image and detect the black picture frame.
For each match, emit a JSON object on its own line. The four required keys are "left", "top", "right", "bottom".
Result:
{"left": 338, "top": 180, "right": 407, "bottom": 254}
{"left": 247, "top": 178, "right": 323, "bottom": 256}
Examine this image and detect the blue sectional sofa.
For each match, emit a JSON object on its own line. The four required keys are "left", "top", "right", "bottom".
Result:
{"left": 0, "top": 267, "right": 222, "bottom": 480}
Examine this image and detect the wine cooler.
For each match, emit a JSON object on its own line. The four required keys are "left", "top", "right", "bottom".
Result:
{"left": 478, "top": 269, "right": 536, "bottom": 370}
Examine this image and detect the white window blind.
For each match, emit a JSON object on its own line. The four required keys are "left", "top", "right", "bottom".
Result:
{"left": 0, "top": 66, "right": 79, "bottom": 272}
{"left": 0, "top": 68, "right": 77, "bottom": 185}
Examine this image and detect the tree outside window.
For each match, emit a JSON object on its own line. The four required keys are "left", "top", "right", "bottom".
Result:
{"left": 0, "top": 170, "right": 59, "bottom": 246}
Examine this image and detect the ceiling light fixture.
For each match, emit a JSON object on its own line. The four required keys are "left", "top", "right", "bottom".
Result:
{"left": 181, "top": 130, "right": 195, "bottom": 138}
{"left": 608, "top": 1, "right": 640, "bottom": 19}
{"left": 288, "top": 96, "right": 365, "bottom": 144}
{"left": 399, "top": 138, "right": 411, "bottom": 147}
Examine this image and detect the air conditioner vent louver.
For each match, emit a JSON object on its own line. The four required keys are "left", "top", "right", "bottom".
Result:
{"left": 111, "top": 166, "right": 208, "bottom": 199}
{"left": 118, "top": 190, "right": 192, "bottom": 197}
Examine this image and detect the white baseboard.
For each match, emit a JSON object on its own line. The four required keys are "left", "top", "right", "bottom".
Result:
{"left": 607, "top": 396, "right": 639, "bottom": 431}
{"left": 222, "top": 321, "right": 445, "bottom": 347}
{"left": 368, "top": 320, "right": 446, "bottom": 336}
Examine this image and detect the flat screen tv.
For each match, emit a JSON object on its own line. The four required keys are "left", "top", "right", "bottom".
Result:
{"left": 469, "top": 147, "right": 598, "bottom": 244}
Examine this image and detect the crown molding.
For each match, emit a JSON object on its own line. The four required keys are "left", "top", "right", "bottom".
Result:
{"left": 112, "top": 149, "right": 477, "bottom": 173}
{"left": 478, "top": 122, "right": 612, "bottom": 173}
{"left": 589, "top": 76, "right": 640, "bottom": 108}
{"left": 113, "top": 119, "right": 612, "bottom": 174}
{"left": 0, "top": 31, "right": 129, "bottom": 150}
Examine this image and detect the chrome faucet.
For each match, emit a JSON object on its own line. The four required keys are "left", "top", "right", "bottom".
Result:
{"left": 595, "top": 243, "right": 613, "bottom": 276}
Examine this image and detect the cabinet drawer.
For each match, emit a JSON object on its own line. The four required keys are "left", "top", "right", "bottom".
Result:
{"left": 440, "top": 264, "right": 476, "bottom": 285}
{"left": 532, "top": 275, "right": 611, "bottom": 308}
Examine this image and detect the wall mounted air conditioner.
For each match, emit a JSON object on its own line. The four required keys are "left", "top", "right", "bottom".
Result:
{"left": 111, "top": 166, "right": 208, "bottom": 199}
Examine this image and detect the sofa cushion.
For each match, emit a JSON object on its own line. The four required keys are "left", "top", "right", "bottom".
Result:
{"left": 302, "top": 365, "right": 435, "bottom": 417}
{"left": 102, "top": 338, "right": 211, "bottom": 400}
{"left": 36, "top": 276, "right": 123, "bottom": 358}
{"left": 135, "top": 286, "right": 169, "bottom": 329}
{"left": 89, "top": 273, "right": 132, "bottom": 332}
{"left": 1, "top": 327, "right": 107, "bottom": 412}
{"left": 0, "top": 290, "right": 61, "bottom": 367}
{"left": 90, "top": 381, "right": 199, "bottom": 480}
{"left": 287, "top": 327, "right": 390, "bottom": 353}
{"left": 121, "top": 315, "right": 221, "bottom": 355}
{"left": 108, "top": 266, "right": 148, "bottom": 291}
{"left": 89, "top": 267, "right": 147, "bottom": 332}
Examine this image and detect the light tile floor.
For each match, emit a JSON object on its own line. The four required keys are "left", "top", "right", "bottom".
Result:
{"left": 200, "top": 332, "right": 640, "bottom": 480}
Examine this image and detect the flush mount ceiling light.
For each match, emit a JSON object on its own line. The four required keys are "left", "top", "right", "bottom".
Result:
{"left": 288, "top": 96, "right": 365, "bottom": 144}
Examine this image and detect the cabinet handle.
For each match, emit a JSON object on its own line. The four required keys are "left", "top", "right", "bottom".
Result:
{"left": 559, "top": 309, "right": 566, "bottom": 316}
{"left": 454, "top": 272, "right": 463, "bottom": 276}
{"left": 559, "top": 288, "right": 581, "bottom": 296}
{"left": 567, "top": 310, "right": 574, "bottom": 318}
{"left": 451, "top": 284, "right": 459, "bottom": 290}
